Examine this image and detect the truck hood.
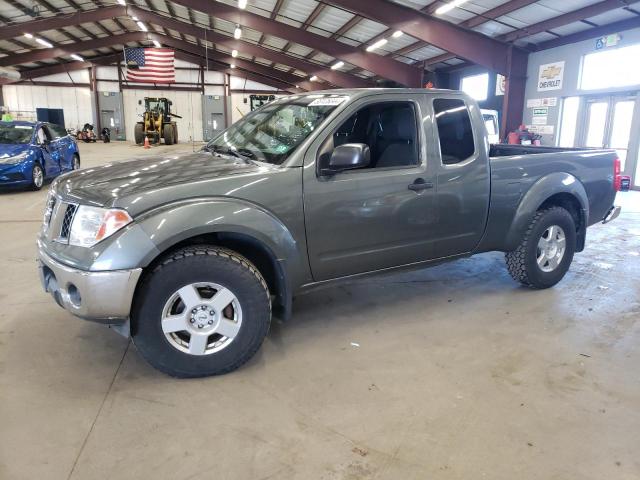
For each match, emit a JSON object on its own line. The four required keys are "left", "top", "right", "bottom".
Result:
{"left": 56, "top": 150, "right": 269, "bottom": 207}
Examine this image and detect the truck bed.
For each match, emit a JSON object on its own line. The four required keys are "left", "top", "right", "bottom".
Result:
{"left": 477, "top": 144, "right": 618, "bottom": 253}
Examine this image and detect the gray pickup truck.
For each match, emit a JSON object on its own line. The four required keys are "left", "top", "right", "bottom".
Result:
{"left": 37, "top": 89, "right": 623, "bottom": 377}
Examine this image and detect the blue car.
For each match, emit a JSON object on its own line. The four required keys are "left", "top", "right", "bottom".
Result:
{"left": 0, "top": 121, "right": 80, "bottom": 190}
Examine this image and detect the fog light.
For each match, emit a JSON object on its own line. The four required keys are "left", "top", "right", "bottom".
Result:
{"left": 67, "top": 284, "right": 82, "bottom": 307}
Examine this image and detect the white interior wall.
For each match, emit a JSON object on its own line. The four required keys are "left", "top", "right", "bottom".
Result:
{"left": 2, "top": 84, "right": 93, "bottom": 128}
{"left": 1, "top": 59, "right": 286, "bottom": 140}
{"left": 122, "top": 88, "right": 203, "bottom": 142}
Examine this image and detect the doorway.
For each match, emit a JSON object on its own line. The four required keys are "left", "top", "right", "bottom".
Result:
{"left": 577, "top": 94, "right": 640, "bottom": 190}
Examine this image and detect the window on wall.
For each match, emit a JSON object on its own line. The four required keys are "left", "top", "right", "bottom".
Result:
{"left": 461, "top": 73, "right": 489, "bottom": 101}
{"left": 580, "top": 44, "right": 640, "bottom": 90}
{"left": 557, "top": 97, "right": 580, "bottom": 147}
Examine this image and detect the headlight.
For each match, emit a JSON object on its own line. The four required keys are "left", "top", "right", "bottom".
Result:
{"left": 0, "top": 151, "right": 29, "bottom": 164}
{"left": 69, "top": 206, "right": 132, "bottom": 247}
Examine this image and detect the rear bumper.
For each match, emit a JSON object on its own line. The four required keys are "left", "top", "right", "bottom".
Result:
{"left": 37, "top": 247, "right": 142, "bottom": 323}
{"left": 602, "top": 205, "right": 621, "bottom": 224}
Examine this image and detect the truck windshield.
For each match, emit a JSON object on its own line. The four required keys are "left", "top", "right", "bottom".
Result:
{"left": 0, "top": 124, "right": 34, "bottom": 144}
{"left": 206, "top": 95, "right": 347, "bottom": 165}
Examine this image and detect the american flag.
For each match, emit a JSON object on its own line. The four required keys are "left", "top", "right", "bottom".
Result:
{"left": 124, "top": 48, "right": 175, "bottom": 83}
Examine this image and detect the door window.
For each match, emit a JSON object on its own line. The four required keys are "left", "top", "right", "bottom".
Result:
{"left": 320, "top": 101, "right": 419, "bottom": 170}
{"left": 433, "top": 98, "right": 475, "bottom": 165}
{"left": 36, "top": 127, "right": 48, "bottom": 145}
{"left": 609, "top": 100, "right": 634, "bottom": 169}
{"left": 48, "top": 124, "right": 68, "bottom": 139}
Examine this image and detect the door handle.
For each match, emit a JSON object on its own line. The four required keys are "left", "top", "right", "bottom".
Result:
{"left": 408, "top": 179, "right": 434, "bottom": 192}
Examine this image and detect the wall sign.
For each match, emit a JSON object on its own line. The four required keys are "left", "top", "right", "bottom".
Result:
{"left": 527, "top": 97, "right": 558, "bottom": 108}
{"left": 496, "top": 74, "right": 506, "bottom": 96}
{"left": 596, "top": 34, "right": 621, "bottom": 50}
{"left": 537, "top": 61, "right": 565, "bottom": 92}
{"left": 527, "top": 125, "right": 555, "bottom": 135}
{"left": 532, "top": 116, "right": 547, "bottom": 125}
{"left": 533, "top": 107, "right": 548, "bottom": 116}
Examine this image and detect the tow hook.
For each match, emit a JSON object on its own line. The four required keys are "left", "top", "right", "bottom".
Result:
{"left": 602, "top": 205, "right": 621, "bottom": 224}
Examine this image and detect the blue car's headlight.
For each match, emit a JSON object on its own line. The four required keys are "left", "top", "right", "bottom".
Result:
{"left": 0, "top": 151, "right": 30, "bottom": 165}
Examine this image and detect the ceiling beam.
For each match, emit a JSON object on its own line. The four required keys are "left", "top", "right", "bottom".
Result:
{"left": 170, "top": 0, "right": 422, "bottom": 86}
{"left": 322, "top": 0, "right": 522, "bottom": 74}
{"left": 17, "top": 53, "right": 124, "bottom": 80}
{"left": 148, "top": 32, "right": 317, "bottom": 91}
{"left": 537, "top": 15, "right": 640, "bottom": 50}
{"left": 499, "top": 0, "right": 640, "bottom": 43}
{"left": 173, "top": 50, "right": 298, "bottom": 93}
{"left": 463, "top": 0, "right": 538, "bottom": 29}
{"left": 128, "top": 7, "right": 370, "bottom": 88}
{"left": 0, "top": 5, "right": 123, "bottom": 42}
{"left": 0, "top": 32, "right": 143, "bottom": 67}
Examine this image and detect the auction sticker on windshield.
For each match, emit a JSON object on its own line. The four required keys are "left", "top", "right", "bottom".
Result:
{"left": 309, "top": 97, "right": 348, "bottom": 107}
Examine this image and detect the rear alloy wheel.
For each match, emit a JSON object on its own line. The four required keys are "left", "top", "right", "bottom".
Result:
{"left": 505, "top": 207, "right": 576, "bottom": 289}
{"left": 132, "top": 246, "right": 271, "bottom": 377}
{"left": 31, "top": 164, "right": 44, "bottom": 190}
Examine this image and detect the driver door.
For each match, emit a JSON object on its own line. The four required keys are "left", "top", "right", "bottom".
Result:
{"left": 35, "top": 125, "right": 60, "bottom": 177}
{"left": 303, "top": 94, "right": 439, "bottom": 282}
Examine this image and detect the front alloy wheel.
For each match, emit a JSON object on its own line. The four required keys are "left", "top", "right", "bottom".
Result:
{"left": 31, "top": 164, "right": 44, "bottom": 190}
{"left": 161, "top": 282, "right": 242, "bottom": 356}
{"left": 132, "top": 246, "right": 271, "bottom": 377}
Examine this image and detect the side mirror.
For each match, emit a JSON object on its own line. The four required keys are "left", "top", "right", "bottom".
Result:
{"left": 321, "top": 143, "right": 371, "bottom": 176}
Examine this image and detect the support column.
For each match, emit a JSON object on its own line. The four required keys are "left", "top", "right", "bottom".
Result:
{"left": 224, "top": 73, "right": 230, "bottom": 128}
{"left": 89, "top": 66, "right": 101, "bottom": 133}
{"left": 501, "top": 46, "right": 529, "bottom": 140}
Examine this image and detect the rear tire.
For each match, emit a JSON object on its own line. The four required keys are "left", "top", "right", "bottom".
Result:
{"left": 134, "top": 123, "right": 144, "bottom": 145}
{"left": 505, "top": 206, "right": 576, "bottom": 289}
{"left": 131, "top": 246, "right": 271, "bottom": 378}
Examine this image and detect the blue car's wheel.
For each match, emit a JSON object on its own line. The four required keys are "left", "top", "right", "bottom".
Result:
{"left": 31, "top": 164, "right": 44, "bottom": 190}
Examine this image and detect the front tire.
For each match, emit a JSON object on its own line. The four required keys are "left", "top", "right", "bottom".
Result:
{"left": 505, "top": 207, "right": 576, "bottom": 289}
{"left": 31, "top": 163, "right": 44, "bottom": 190}
{"left": 134, "top": 123, "right": 144, "bottom": 145}
{"left": 131, "top": 246, "right": 271, "bottom": 378}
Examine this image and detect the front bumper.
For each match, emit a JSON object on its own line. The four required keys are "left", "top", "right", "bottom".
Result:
{"left": 37, "top": 248, "right": 142, "bottom": 323}
{"left": 0, "top": 161, "right": 31, "bottom": 186}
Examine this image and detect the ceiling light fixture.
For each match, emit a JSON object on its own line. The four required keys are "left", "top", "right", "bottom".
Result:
{"left": 71, "top": 54, "right": 84, "bottom": 62}
{"left": 35, "top": 38, "right": 53, "bottom": 48}
{"left": 238, "top": 0, "right": 247, "bottom": 9}
{"left": 435, "top": 0, "right": 470, "bottom": 15}
{"left": 232, "top": 49, "right": 238, "bottom": 57}
{"left": 331, "top": 61, "right": 344, "bottom": 70}
{"left": 310, "top": 75, "right": 318, "bottom": 81}
{"left": 153, "top": 40, "right": 161, "bottom": 48}
{"left": 392, "top": 30, "right": 403, "bottom": 38}
{"left": 230, "top": 63, "right": 236, "bottom": 68}
{"left": 117, "top": 0, "right": 126, "bottom": 5}
{"left": 24, "top": 33, "right": 33, "bottom": 39}
{"left": 366, "top": 38, "right": 387, "bottom": 52}
{"left": 234, "top": 25, "right": 242, "bottom": 39}
{"left": 137, "top": 21, "right": 148, "bottom": 32}
{"left": 131, "top": 16, "right": 138, "bottom": 21}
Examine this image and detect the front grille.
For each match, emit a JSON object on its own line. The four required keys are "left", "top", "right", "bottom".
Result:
{"left": 59, "top": 204, "right": 77, "bottom": 240}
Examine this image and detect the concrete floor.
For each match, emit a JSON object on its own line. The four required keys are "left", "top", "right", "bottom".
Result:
{"left": 1, "top": 141, "right": 639, "bottom": 480}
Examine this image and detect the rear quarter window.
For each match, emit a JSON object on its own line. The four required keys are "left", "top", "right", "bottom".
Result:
{"left": 433, "top": 98, "right": 475, "bottom": 165}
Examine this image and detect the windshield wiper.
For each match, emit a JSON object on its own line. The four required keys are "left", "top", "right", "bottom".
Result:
{"left": 207, "top": 144, "right": 253, "bottom": 163}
